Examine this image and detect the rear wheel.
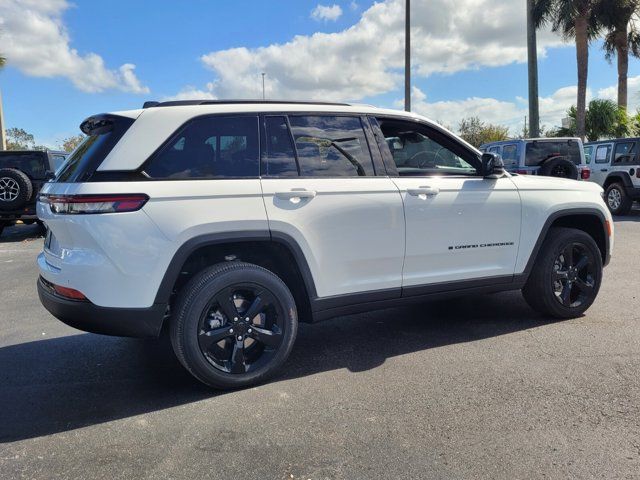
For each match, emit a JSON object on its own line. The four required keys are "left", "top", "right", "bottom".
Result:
{"left": 522, "top": 227, "right": 602, "bottom": 319}
{"left": 170, "top": 262, "right": 298, "bottom": 389}
{"left": 605, "top": 182, "right": 632, "bottom": 215}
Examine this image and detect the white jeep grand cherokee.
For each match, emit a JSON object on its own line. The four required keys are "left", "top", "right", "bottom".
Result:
{"left": 37, "top": 100, "right": 614, "bottom": 389}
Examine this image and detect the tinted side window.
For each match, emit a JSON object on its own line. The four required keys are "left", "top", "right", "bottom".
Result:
{"left": 595, "top": 145, "right": 612, "bottom": 164}
{"left": 613, "top": 142, "right": 636, "bottom": 164}
{"left": 288, "top": 116, "right": 375, "bottom": 177}
{"left": 144, "top": 116, "right": 259, "bottom": 179}
{"left": 262, "top": 116, "right": 298, "bottom": 177}
{"left": 501, "top": 144, "right": 518, "bottom": 167}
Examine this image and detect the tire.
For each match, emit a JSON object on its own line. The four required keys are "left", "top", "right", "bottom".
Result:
{"left": 522, "top": 227, "right": 602, "bottom": 319}
{"left": 604, "top": 182, "right": 632, "bottom": 215}
{"left": 170, "top": 261, "right": 298, "bottom": 389}
{"left": 539, "top": 157, "right": 579, "bottom": 179}
{"left": 0, "top": 223, "right": 4, "bottom": 237}
{"left": 0, "top": 168, "right": 33, "bottom": 211}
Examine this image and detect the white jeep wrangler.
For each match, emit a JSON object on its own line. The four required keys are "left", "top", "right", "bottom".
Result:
{"left": 37, "top": 101, "right": 614, "bottom": 389}
{"left": 584, "top": 138, "right": 640, "bottom": 215}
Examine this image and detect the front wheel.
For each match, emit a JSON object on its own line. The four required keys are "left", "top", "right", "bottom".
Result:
{"left": 522, "top": 227, "right": 602, "bottom": 319}
{"left": 170, "top": 262, "right": 298, "bottom": 389}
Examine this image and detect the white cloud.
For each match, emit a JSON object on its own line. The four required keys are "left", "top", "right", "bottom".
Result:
{"left": 408, "top": 85, "right": 594, "bottom": 135}
{"left": 311, "top": 4, "right": 343, "bottom": 22}
{"left": 597, "top": 76, "right": 640, "bottom": 112}
{"left": 162, "top": 83, "right": 217, "bottom": 101}
{"left": 191, "top": 0, "right": 565, "bottom": 102}
{"left": 0, "top": 0, "right": 149, "bottom": 94}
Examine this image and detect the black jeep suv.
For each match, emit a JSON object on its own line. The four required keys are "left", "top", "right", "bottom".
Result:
{"left": 0, "top": 150, "right": 68, "bottom": 236}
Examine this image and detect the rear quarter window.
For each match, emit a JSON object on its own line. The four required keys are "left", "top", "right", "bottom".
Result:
{"left": 143, "top": 115, "right": 259, "bottom": 179}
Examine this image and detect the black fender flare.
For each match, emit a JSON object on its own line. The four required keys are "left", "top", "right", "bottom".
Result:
{"left": 517, "top": 208, "right": 610, "bottom": 286}
{"left": 153, "top": 230, "right": 318, "bottom": 305}
{"left": 604, "top": 171, "right": 634, "bottom": 190}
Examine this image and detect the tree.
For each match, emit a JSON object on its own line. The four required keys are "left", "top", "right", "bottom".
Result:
{"left": 58, "top": 134, "right": 85, "bottom": 152}
{"left": 554, "top": 99, "right": 630, "bottom": 140}
{"left": 534, "top": 0, "right": 601, "bottom": 140}
{"left": 457, "top": 117, "right": 510, "bottom": 147}
{"left": 595, "top": 0, "right": 640, "bottom": 109}
{"left": 5, "top": 127, "right": 40, "bottom": 150}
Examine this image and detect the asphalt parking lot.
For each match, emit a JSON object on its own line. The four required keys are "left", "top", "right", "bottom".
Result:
{"left": 1, "top": 213, "right": 639, "bottom": 480}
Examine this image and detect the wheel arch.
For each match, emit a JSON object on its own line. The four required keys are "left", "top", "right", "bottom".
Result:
{"left": 520, "top": 208, "right": 610, "bottom": 282}
{"left": 154, "top": 231, "right": 317, "bottom": 324}
{"left": 603, "top": 172, "right": 633, "bottom": 190}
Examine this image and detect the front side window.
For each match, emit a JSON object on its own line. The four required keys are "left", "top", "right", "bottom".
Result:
{"left": 144, "top": 116, "right": 259, "bottom": 179}
{"left": 376, "top": 118, "right": 478, "bottom": 176}
{"left": 613, "top": 142, "right": 636, "bottom": 164}
{"left": 525, "top": 140, "right": 582, "bottom": 166}
{"left": 288, "top": 116, "right": 375, "bottom": 177}
{"left": 595, "top": 145, "right": 612, "bottom": 164}
{"left": 501, "top": 144, "right": 518, "bottom": 167}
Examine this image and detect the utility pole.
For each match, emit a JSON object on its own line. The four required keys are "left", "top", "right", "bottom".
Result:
{"left": 0, "top": 88, "right": 6, "bottom": 150}
{"left": 526, "top": 0, "right": 540, "bottom": 138}
{"left": 261, "top": 73, "right": 266, "bottom": 100}
{"left": 404, "top": 0, "right": 410, "bottom": 112}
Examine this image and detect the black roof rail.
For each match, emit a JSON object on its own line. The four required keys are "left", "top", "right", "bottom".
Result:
{"left": 142, "top": 99, "right": 352, "bottom": 108}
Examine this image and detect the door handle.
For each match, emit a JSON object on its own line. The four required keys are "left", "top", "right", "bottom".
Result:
{"left": 600, "top": 169, "right": 608, "bottom": 172}
{"left": 275, "top": 189, "right": 317, "bottom": 202}
{"left": 407, "top": 186, "right": 440, "bottom": 197}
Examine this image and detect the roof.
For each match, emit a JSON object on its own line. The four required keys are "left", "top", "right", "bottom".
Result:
{"left": 142, "top": 99, "right": 355, "bottom": 108}
{"left": 584, "top": 137, "right": 640, "bottom": 145}
{"left": 481, "top": 137, "right": 582, "bottom": 148}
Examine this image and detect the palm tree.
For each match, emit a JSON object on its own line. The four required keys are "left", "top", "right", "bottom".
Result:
{"left": 534, "top": 0, "right": 601, "bottom": 140}
{"left": 596, "top": 0, "right": 640, "bottom": 109}
{"left": 0, "top": 54, "right": 5, "bottom": 151}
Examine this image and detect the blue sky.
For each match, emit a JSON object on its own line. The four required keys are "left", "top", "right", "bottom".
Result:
{"left": 1, "top": 0, "right": 639, "bottom": 148}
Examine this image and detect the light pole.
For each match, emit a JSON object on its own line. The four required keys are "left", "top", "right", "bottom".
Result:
{"left": 404, "top": 0, "right": 411, "bottom": 112}
{"left": 0, "top": 88, "right": 6, "bottom": 150}
{"left": 526, "top": 0, "right": 540, "bottom": 138}
{"left": 261, "top": 72, "right": 266, "bottom": 100}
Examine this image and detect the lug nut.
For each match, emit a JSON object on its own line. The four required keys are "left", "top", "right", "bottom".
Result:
{"left": 245, "top": 317, "right": 249, "bottom": 321}
{"left": 237, "top": 336, "right": 242, "bottom": 341}
{"left": 229, "top": 329, "right": 234, "bottom": 334}
{"left": 234, "top": 317, "right": 238, "bottom": 322}
{"left": 248, "top": 328, "right": 252, "bottom": 333}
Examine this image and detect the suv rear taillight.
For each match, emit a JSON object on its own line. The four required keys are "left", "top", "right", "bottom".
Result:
{"left": 40, "top": 194, "right": 149, "bottom": 214}
{"left": 581, "top": 168, "right": 591, "bottom": 180}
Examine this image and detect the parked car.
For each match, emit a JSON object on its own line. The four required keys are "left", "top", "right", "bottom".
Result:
{"left": 583, "top": 138, "right": 640, "bottom": 215}
{"left": 37, "top": 100, "right": 613, "bottom": 389}
{"left": 480, "top": 138, "right": 590, "bottom": 181}
{"left": 0, "top": 150, "right": 68, "bottom": 236}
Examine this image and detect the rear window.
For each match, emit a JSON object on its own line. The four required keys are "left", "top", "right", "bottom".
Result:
{"left": 525, "top": 141, "right": 582, "bottom": 166}
{"left": 55, "top": 115, "right": 134, "bottom": 183}
{"left": 0, "top": 152, "right": 48, "bottom": 178}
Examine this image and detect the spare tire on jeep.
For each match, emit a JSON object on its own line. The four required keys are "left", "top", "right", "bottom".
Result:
{"left": 0, "top": 168, "right": 33, "bottom": 211}
{"left": 539, "top": 156, "right": 579, "bottom": 179}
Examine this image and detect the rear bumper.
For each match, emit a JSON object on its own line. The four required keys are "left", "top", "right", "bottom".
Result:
{"left": 37, "top": 277, "right": 166, "bottom": 338}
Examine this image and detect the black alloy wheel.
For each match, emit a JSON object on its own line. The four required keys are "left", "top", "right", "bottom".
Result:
{"left": 197, "top": 284, "right": 284, "bottom": 374}
{"left": 523, "top": 227, "right": 602, "bottom": 319}
{"left": 170, "top": 262, "right": 298, "bottom": 389}
{"left": 551, "top": 242, "right": 597, "bottom": 309}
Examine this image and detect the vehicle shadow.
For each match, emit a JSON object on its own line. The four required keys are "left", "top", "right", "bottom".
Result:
{"left": 0, "top": 223, "right": 46, "bottom": 243}
{"left": 613, "top": 207, "right": 640, "bottom": 223}
{"left": 0, "top": 291, "right": 550, "bottom": 443}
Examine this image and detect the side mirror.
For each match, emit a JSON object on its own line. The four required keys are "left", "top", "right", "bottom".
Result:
{"left": 481, "top": 152, "right": 505, "bottom": 178}
{"left": 45, "top": 170, "right": 56, "bottom": 180}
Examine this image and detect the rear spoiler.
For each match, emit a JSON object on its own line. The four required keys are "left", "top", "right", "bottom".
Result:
{"left": 79, "top": 114, "right": 124, "bottom": 136}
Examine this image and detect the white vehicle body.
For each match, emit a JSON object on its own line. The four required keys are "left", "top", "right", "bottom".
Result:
{"left": 36, "top": 101, "right": 613, "bottom": 339}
